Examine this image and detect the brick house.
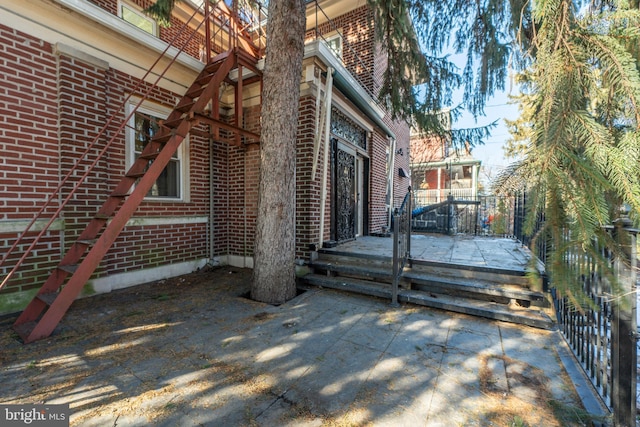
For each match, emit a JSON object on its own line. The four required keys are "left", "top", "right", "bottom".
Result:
{"left": 410, "top": 121, "right": 480, "bottom": 206}
{"left": 0, "top": 0, "right": 411, "bottom": 340}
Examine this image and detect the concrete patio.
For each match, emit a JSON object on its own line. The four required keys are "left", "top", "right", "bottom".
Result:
{"left": 0, "top": 235, "right": 609, "bottom": 426}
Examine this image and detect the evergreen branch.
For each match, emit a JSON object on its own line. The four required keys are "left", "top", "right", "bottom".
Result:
{"left": 581, "top": 32, "right": 640, "bottom": 125}
{"left": 144, "top": 0, "right": 182, "bottom": 27}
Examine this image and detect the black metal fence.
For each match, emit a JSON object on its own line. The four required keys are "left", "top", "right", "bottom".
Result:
{"left": 412, "top": 192, "right": 638, "bottom": 424}
{"left": 391, "top": 188, "right": 412, "bottom": 305}
{"left": 411, "top": 194, "right": 525, "bottom": 237}
{"left": 549, "top": 224, "right": 638, "bottom": 425}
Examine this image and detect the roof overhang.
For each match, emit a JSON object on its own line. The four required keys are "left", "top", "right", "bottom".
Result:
{"left": 411, "top": 157, "right": 482, "bottom": 170}
{"left": 305, "top": 0, "right": 363, "bottom": 27}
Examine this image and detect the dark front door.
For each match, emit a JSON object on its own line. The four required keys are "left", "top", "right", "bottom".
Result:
{"left": 334, "top": 143, "right": 356, "bottom": 242}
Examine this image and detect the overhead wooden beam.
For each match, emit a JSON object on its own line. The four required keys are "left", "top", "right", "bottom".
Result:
{"left": 192, "top": 113, "right": 260, "bottom": 144}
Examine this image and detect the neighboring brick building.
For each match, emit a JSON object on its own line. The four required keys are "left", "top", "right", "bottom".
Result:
{"left": 410, "top": 120, "right": 480, "bottom": 206}
{"left": 0, "top": 0, "right": 411, "bottom": 319}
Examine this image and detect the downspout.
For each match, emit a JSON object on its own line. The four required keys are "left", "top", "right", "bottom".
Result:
{"left": 209, "top": 136, "right": 215, "bottom": 264}
{"left": 387, "top": 137, "right": 396, "bottom": 231}
{"left": 318, "top": 67, "right": 334, "bottom": 246}
{"left": 244, "top": 146, "right": 247, "bottom": 268}
{"left": 311, "top": 76, "right": 323, "bottom": 178}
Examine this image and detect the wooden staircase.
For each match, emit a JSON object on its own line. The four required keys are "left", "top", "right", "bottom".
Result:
{"left": 13, "top": 49, "right": 251, "bottom": 343}
{"left": 301, "top": 249, "right": 555, "bottom": 329}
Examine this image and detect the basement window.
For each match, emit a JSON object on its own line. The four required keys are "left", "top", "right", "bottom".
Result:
{"left": 126, "top": 101, "right": 189, "bottom": 200}
{"left": 119, "top": 1, "right": 158, "bottom": 36}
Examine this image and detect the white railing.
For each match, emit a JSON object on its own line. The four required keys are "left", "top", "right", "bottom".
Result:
{"left": 414, "top": 188, "right": 476, "bottom": 205}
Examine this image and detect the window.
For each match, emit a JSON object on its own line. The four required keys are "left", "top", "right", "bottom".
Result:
{"left": 325, "top": 33, "right": 343, "bottom": 59}
{"left": 119, "top": 1, "right": 157, "bottom": 36}
{"left": 126, "top": 102, "right": 188, "bottom": 200}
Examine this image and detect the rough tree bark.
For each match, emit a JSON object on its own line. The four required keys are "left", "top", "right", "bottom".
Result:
{"left": 251, "top": 0, "right": 306, "bottom": 304}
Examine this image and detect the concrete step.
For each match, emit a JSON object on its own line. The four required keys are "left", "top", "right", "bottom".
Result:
{"left": 301, "top": 274, "right": 555, "bottom": 330}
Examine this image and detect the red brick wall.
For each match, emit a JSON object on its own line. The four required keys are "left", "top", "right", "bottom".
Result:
{"left": 58, "top": 53, "right": 110, "bottom": 275}
{"left": 221, "top": 103, "right": 261, "bottom": 260}
{"left": 305, "top": 6, "right": 375, "bottom": 96}
{"left": 0, "top": 24, "right": 61, "bottom": 295}
{"left": 295, "top": 95, "right": 322, "bottom": 257}
{"left": 304, "top": 4, "right": 411, "bottom": 231}
{"left": 0, "top": 22, "right": 212, "bottom": 298}
{"left": 100, "top": 68, "right": 210, "bottom": 275}
{"left": 210, "top": 136, "right": 229, "bottom": 258}
{"left": 368, "top": 130, "right": 390, "bottom": 234}
{"left": 387, "top": 114, "right": 412, "bottom": 208}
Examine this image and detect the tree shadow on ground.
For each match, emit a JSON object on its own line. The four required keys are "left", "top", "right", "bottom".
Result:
{"left": 0, "top": 266, "right": 591, "bottom": 426}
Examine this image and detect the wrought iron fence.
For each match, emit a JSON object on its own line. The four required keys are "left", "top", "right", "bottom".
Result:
{"left": 550, "top": 223, "right": 638, "bottom": 425}
{"left": 391, "top": 188, "right": 412, "bottom": 305}
{"left": 411, "top": 190, "right": 638, "bottom": 423}
{"left": 512, "top": 192, "right": 637, "bottom": 423}
{"left": 411, "top": 195, "right": 520, "bottom": 237}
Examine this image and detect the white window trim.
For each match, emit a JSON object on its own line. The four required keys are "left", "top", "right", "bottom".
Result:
{"left": 118, "top": 0, "right": 158, "bottom": 36}
{"left": 52, "top": 0, "right": 202, "bottom": 72}
{"left": 324, "top": 31, "right": 343, "bottom": 59}
{"left": 125, "top": 100, "right": 190, "bottom": 202}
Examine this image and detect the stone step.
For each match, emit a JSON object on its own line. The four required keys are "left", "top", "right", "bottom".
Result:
{"left": 316, "top": 250, "right": 391, "bottom": 268}
{"left": 301, "top": 274, "right": 555, "bottom": 330}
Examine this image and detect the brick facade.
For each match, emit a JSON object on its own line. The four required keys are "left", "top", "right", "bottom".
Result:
{"left": 0, "top": 9, "right": 213, "bottom": 311}
{"left": 0, "top": 25, "right": 62, "bottom": 307}
{"left": 0, "top": 1, "right": 410, "bottom": 313}
{"left": 304, "top": 4, "right": 411, "bottom": 217}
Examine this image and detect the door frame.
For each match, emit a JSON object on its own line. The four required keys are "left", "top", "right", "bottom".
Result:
{"left": 331, "top": 139, "right": 368, "bottom": 242}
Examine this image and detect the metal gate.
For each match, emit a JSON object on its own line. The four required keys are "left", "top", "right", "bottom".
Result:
{"left": 334, "top": 145, "right": 356, "bottom": 242}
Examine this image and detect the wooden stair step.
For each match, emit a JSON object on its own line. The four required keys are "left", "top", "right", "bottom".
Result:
{"left": 160, "top": 118, "right": 188, "bottom": 129}
{"left": 151, "top": 132, "right": 173, "bottom": 144}
{"left": 125, "top": 170, "right": 146, "bottom": 179}
{"left": 58, "top": 264, "right": 78, "bottom": 274}
{"left": 139, "top": 151, "right": 159, "bottom": 160}
{"left": 184, "top": 85, "right": 206, "bottom": 98}
{"left": 174, "top": 101, "right": 196, "bottom": 113}
{"left": 302, "top": 274, "right": 554, "bottom": 330}
{"left": 13, "top": 321, "right": 37, "bottom": 342}
{"left": 403, "top": 271, "right": 547, "bottom": 306}
{"left": 36, "top": 293, "right": 58, "bottom": 306}
{"left": 76, "top": 239, "right": 97, "bottom": 246}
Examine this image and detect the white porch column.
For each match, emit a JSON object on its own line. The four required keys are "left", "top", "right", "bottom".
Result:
{"left": 437, "top": 167, "right": 442, "bottom": 202}
{"left": 472, "top": 163, "right": 478, "bottom": 200}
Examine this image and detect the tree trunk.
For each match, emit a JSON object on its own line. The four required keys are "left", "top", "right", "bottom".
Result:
{"left": 251, "top": 0, "right": 306, "bottom": 304}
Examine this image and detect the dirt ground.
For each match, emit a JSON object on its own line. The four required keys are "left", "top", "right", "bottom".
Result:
{"left": 0, "top": 266, "right": 597, "bottom": 426}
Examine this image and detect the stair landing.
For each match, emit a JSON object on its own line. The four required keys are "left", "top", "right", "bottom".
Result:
{"left": 323, "top": 233, "right": 533, "bottom": 272}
